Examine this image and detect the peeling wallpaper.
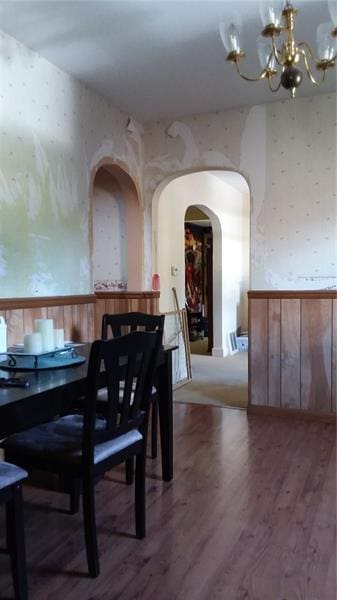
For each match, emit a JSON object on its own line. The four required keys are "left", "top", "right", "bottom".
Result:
{"left": 0, "top": 31, "right": 141, "bottom": 297}
{"left": 143, "top": 95, "right": 337, "bottom": 290}
{"left": 0, "top": 28, "right": 336, "bottom": 297}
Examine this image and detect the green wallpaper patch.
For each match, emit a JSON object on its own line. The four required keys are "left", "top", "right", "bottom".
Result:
{"left": 0, "top": 136, "right": 89, "bottom": 297}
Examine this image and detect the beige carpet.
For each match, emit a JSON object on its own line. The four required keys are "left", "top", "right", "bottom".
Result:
{"left": 174, "top": 351, "right": 248, "bottom": 410}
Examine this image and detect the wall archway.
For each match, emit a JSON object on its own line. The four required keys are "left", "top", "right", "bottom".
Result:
{"left": 152, "top": 168, "right": 250, "bottom": 358}
{"left": 89, "top": 159, "right": 144, "bottom": 291}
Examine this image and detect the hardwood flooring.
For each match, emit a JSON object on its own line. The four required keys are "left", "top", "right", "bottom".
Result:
{"left": 0, "top": 404, "right": 336, "bottom": 600}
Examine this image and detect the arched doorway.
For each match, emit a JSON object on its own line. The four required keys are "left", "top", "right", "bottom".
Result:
{"left": 89, "top": 161, "right": 143, "bottom": 291}
{"left": 153, "top": 169, "right": 250, "bottom": 374}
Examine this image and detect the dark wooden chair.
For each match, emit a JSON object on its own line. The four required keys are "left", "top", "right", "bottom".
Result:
{"left": 2, "top": 331, "right": 161, "bottom": 578}
{"left": 0, "top": 461, "right": 28, "bottom": 600}
{"left": 101, "top": 312, "right": 165, "bottom": 463}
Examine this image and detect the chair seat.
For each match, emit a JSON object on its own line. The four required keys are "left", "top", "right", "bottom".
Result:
{"left": 0, "top": 461, "right": 28, "bottom": 489}
{"left": 3, "top": 415, "right": 143, "bottom": 466}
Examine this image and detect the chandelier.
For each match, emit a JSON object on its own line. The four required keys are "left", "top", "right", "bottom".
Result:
{"left": 219, "top": 1, "right": 337, "bottom": 98}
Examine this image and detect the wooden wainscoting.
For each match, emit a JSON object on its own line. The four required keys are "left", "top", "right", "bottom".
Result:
{"left": 94, "top": 291, "right": 160, "bottom": 337}
{"left": 0, "top": 295, "right": 96, "bottom": 346}
{"left": 0, "top": 292, "right": 160, "bottom": 346}
{"left": 248, "top": 290, "right": 337, "bottom": 419}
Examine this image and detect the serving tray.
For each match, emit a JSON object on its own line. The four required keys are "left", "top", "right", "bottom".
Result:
{"left": 1, "top": 343, "right": 86, "bottom": 371}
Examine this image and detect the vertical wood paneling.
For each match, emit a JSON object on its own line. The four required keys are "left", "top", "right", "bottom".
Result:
{"left": 47, "top": 306, "right": 65, "bottom": 329}
{"left": 268, "top": 299, "right": 281, "bottom": 407}
{"left": 332, "top": 300, "right": 337, "bottom": 413}
{"left": 87, "top": 302, "right": 95, "bottom": 342}
{"left": 301, "top": 299, "right": 332, "bottom": 412}
{"left": 81, "top": 304, "right": 89, "bottom": 341}
{"left": 23, "top": 307, "right": 47, "bottom": 335}
{"left": 249, "top": 299, "right": 268, "bottom": 406}
{"left": 0, "top": 293, "right": 158, "bottom": 351}
{"left": 71, "top": 304, "right": 88, "bottom": 342}
{"left": 63, "top": 305, "right": 74, "bottom": 342}
{"left": 130, "top": 298, "right": 138, "bottom": 312}
{"left": 106, "top": 299, "right": 114, "bottom": 314}
{"left": 94, "top": 299, "right": 106, "bottom": 338}
{"left": 153, "top": 299, "right": 159, "bottom": 313}
{"left": 6, "top": 309, "right": 24, "bottom": 346}
{"left": 281, "top": 299, "right": 301, "bottom": 409}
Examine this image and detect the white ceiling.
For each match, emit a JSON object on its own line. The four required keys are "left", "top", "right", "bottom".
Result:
{"left": 0, "top": 0, "right": 335, "bottom": 123}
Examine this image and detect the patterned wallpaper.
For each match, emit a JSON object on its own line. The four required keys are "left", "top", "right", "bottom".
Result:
{"left": 0, "top": 31, "right": 142, "bottom": 297}
{"left": 143, "top": 94, "right": 337, "bottom": 290}
{"left": 264, "top": 97, "right": 336, "bottom": 288}
{"left": 92, "top": 169, "right": 127, "bottom": 291}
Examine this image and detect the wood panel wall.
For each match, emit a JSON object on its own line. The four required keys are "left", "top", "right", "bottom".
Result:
{"left": 248, "top": 291, "right": 337, "bottom": 418}
{"left": 0, "top": 292, "right": 159, "bottom": 345}
{"left": 94, "top": 292, "right": 160, "bottom": 338}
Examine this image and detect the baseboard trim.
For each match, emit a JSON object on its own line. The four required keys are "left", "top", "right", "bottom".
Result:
{"left": 248, "top": 404, "right": 336, "bottom": 424}
{"left": 173, "top": 377, "right": 191, "bottom": 391}
{"left": 212, "top": 347, "right": 226, "bottom": 358}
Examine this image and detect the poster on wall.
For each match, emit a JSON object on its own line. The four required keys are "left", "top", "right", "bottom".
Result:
{"left": 185, "top": 224, "right": 203, "bottom": 313}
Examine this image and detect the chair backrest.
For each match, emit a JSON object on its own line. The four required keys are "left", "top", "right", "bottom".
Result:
{"left": 83, "top": 330, "right": 161, "bottom": 462}
{"left": 101, "top": 312, "right": 165, "bottom": 345}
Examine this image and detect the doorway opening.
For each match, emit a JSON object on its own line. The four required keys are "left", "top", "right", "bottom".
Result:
{"left": 153, "top": 169, "right": 250, "bottom": 409}
{"left": 184, "top": 207, "right": 213, "bottom": 355}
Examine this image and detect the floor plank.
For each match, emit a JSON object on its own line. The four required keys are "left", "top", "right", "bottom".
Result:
{"left": 0, "top": 404, "right": 335, "bottom": 600}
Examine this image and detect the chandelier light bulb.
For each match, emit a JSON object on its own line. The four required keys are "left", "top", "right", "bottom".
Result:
{"left": 219, "top": 22, "right": 242, "bottom": 53}
{"left": 259, "top": 1, "right": 284, "bottom": 28}
{"left": 328, "top": 0, "right": 337, "bottom": 27}
{"left": 257, "top": 35, "right": 276, "bottom": 69}
{"left": 316, "top": 22, "right": 336, "bottom": 60}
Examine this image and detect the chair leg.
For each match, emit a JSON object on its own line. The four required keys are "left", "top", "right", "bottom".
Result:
{"left": 151, "top": 401, "right": 158, "bottom": 459}
{"left": 135, "top": 452, "right": 146, "bottom": 539}
{"left": 125, "top": 458, "right": 134, "bottom": 485}
{"left": 82, "top": 478, "right": 99, "bottom": 578}
{"left": 6, "top": 484, "right": 28, "bottom": 600}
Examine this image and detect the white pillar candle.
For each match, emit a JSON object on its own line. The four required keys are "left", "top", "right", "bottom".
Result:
{"left": 24, "top": 332, "right": 42, "bottom": 354}
{"left": 34, "top": 319, "right": 54, "bottom": 351}
{"left": 54, "top": 328, "right": 64, "bottom": 349}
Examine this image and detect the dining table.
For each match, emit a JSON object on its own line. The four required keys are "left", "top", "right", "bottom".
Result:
{"left": 0, "top": 343, "right": 177, "bottom": 482}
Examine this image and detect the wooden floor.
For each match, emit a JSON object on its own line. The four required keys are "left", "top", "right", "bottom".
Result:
{"left": 1, "top": 404, "right": 336, "bottom": 600}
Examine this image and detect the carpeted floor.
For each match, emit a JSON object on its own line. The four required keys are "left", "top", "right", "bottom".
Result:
{"left": 173, "top": 350, "right": 248, "bottom": 410}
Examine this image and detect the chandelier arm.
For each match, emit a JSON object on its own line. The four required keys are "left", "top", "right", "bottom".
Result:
{"left": 267, "top": 77, "right": 282, "bottom": 93}
{"left": 298, "top": 48, "right": 324, "bottom": 85}
{"left": 298, "top": 42, "right": 337, "bottom": 67}
{"left": 297, "top": 41, "right": 324, "bottom": 66}
{"left": 271, "top": 37, "right": 283, "bottom": 66}
{"left": 234, "top": 61, "right": 267, "bottom": 82}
